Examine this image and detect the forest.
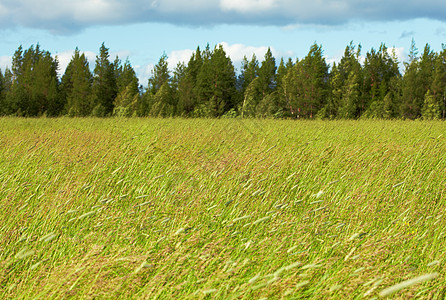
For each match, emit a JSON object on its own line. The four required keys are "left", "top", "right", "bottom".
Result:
{"left": 0, "top": 41, "right": 445, "bottom": 119}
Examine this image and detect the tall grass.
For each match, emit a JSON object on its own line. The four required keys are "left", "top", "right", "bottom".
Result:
{"left": 0, "top": 117, "right": 445, "bottom": 299}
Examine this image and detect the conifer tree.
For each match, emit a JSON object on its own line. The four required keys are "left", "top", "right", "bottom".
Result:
{"left": 91, "top": 43, "right": 117, "bottom": 116}
{"left": 113, "top": 58, "right": 140, "bottom": 117}
{"left": 258, "top": 48, "right": 276, "bottom": 97}
{"left": 177, "top": 47, "right": 203, "bottom": 116}
{"left": 241, "top": 77, "right": 262, "bottom": 117}
{"left": 195, "top": 45, "right": 236, "bottom": 117}
{"left": 61, "top": 48, "right": 93, "bottom": 116}
{"left": 300, "top": 43, "right": 329, "bottom": 118}
{"left": 142, "top": 53, "right": 173, "bottom": 117}
{"left": 421, "top": 89, "right": 440, "bottom": 119}
{"left": 6, "top": 45, "right": 60, "bottom": 116}
{"left": 431, "top": 46, "right": 446, "bottom": 118}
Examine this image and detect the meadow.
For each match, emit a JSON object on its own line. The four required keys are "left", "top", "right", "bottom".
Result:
{"left": 0, "top": 117, "right": 445, "bottom": 299}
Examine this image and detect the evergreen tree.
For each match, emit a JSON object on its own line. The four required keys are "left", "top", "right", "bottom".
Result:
{"left": 239, "top": 54, "right": 259, "bottom": 94}
{"left": 113, "top": 58, "right": 140, "bottom": 117}
{"left": 336, "top": 42, "right": 362, "bottom": 118}
{"left": 431, "top": 46, "right": 446, "bottom": 118}
{"left": 171, "top": 62, "right": 186, "bottom": 115}
{"left": 258, "top": 48, "right": 276, "bottom": 97}
{"left": 400, "top": 43, "right": 435, "bottom": 119}
{"left": 421, "top": 89, "right": 440, "bottom": 119}
{"left": 363, "top": 44, "right": 400, "bottom": 118}
{"left": 148, "top": 53, "right": 170, "bottom": 95}
{"left": 177, "top": 47, "right": 203, "bottom": 116}
{"left": 91, "top": 43, "right": 117, "bottom": 116}
{"left": 325, "top": 63, "right": 342, "bottom": 119}
{"left": 0, "top": 69, "right": 4, "bottom": 115}
{"left": 195, "top": 45, "right": 236, "bottom": 117}
{"left": 6, "top": 44, "right": 60, "bottom": 116}
{"left": 242, "top": 77, "right": 262, "bottom": 117}
{"left": 300, "top": 43, "right": 329, "bottom": 118}
{"left": 339, "top": 71, "right": 360, "bottom": 118}
{"left": 281, "top": 60, "right": 304, "bottom": 118}
{"left": 61, "top": 48, "right": 93, "bottom": 116}
{"left": 149, "top": 82, "right": 174, "bottom": 117}
{"left": 142, "top": 53, "right": 173, "bottom": 117}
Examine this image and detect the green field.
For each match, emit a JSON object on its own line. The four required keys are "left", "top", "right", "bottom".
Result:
{"left": 0, "top": 118, "right": 445, "bottom": 299}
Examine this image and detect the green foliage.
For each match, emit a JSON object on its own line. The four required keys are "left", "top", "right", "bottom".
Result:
{"left": 61, "top": 48, "right": 94, "bottom": 116}
{"left": 3, "top": 41, "right": 446, "bottom": 119}
{"left": 91, "top": 43, "right": 118, "bottom": 116}
{"left": 194, "top": 45, "right": 236, "bottom": 117}
{"left": 421, "top": 90, "right": 440, "bottom": 119}
{"left": 6, "top": 44, "right": 60, "bottom": 116}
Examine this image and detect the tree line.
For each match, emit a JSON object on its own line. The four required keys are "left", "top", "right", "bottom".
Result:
{"left": 0, "top": 40, "right": 445, "bottom": 119}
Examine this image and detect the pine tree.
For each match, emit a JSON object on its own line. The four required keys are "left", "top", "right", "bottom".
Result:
{"left": 91, "top": 43, "right": 117, "bottom": 116}
{"left": 194, "top": 45, "right": 236, "bottom": 117}
{"left": 280, "top": 60, "right": 304, "bottom": 118}
{"left": 113, "top": 58, "right": 140, "bottom": 117}
{"left": 431, "top": 46, "right": 446, "bottom": 118}
{"left": 400, "top": 43, "right": 435, "bottom": 119}
{"left": 148, "top": 53, "right": 170, "bottom": 95}
{"left": 6, "top": 45, "right": 60, "bottom": 116}
{"left": 0, "top": 69, "right": 5, "bottom": 115}
{"left": 142, "top": 54, "right": 172, "bottom": 117}
{"left": 334, "top": 42, "right": 362, "bottom": 118}
{"left": 300, "top": 43, "right": 329, "bottom": 118}
{"left": 177, "top": 47, "right": 203, "bottom": 116}
{"left": 61, "top": 48, "right": 94, "bottom": 116}
{"left": 171, "top": 62, "right": 186, "bottom": 115}
{"left": 242, "top": 77, "right": 262, "bottom": 117}
{"left": 258, "top": 48, "right": 276, "bottom": 97}
{"left": 339, "top": 71, "right": 360, "bottom": 118}
{"left": 324, "top": 63, "right": 342, "bottom": 119}
{"left": 363, "top": 44, "right": 400, "bottom": 118}
{"left": 421, "top": 89, "right": 440, "bottom": 119}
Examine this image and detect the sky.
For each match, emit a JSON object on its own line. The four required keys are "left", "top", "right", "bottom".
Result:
{"left": 1, "top": 0, "right": 446, "bottom": 85}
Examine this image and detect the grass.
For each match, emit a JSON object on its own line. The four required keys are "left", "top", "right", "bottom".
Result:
{"left": 0, "top": 117, "right": 445, "bottom": 299}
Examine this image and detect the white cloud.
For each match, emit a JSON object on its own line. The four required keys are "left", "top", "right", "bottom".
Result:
{"left": 220, "top": 0, "right": 277, "bottom": 13}
{"left": 167, "top": 49, "right": 195, "bottom": 69}
{"left": 1, "top": 0, "right": 446, "bottom": 33}
{"left": 0, "top": 56, "right": 12, "bottom": 71}
{"left": 219, "top": 42, "right": 273, "bottom": 62}
{"left": 134, "top": 63, "right": 154, "bottom": 87}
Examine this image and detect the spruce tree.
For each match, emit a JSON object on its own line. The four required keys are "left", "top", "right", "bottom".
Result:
{"left": 177, "top": 47, "right": 203, "bottom": 116}
{"left": 114, "top": 58, "right": 140, "bottom": 117}
{"left": 91, "top": 43, "right": 117, "bottom": 116}
{"left": 431, "top": 47, "right": 446, "bottom": 118}
{"left": 142, "top": 54, "right": 172, "bottom": 117}
{"left": 61, "top": 48, "right": 93, "bottom": 116}
{"left": 195, "top": 45, "right": 236, "bottom": 117}
{"left": 300, "top": 43, "right": 329, "bottom": 118}
{"left": 7, "top": 45, "right": 60, "bottom": 116}
{"left": 421, "top": 89, "right": 440, "bottom": 119}
{"left": 0, "top": 70, "right": 4, "bottom": 115}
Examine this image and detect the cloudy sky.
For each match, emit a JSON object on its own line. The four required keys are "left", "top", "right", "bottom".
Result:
{"left": 1, "top": 0, "right": 446, "bottom": 84}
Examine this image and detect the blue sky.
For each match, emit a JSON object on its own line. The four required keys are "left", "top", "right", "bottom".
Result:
{"left": 1, "top": 0, "right": 446, "bottom": 85}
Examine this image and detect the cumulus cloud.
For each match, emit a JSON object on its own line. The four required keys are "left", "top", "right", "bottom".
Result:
{"left": 1, "top": 0, "right": 446, "bottom": 34}
{"left": 134, "top": 63, "right": 154, "bottom": 87}
{"left": 220, "top": 0, "right": 277, "bottom": 13}
{"left": 0, "top": 56, "right": 12, "bottom": 71}
{"left": 166, "top": 49, "right": 195, "bottom": 69}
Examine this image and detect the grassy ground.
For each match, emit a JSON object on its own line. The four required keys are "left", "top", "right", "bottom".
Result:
{"left": 0, "top": 117, "right": 445, "bottom": 299}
